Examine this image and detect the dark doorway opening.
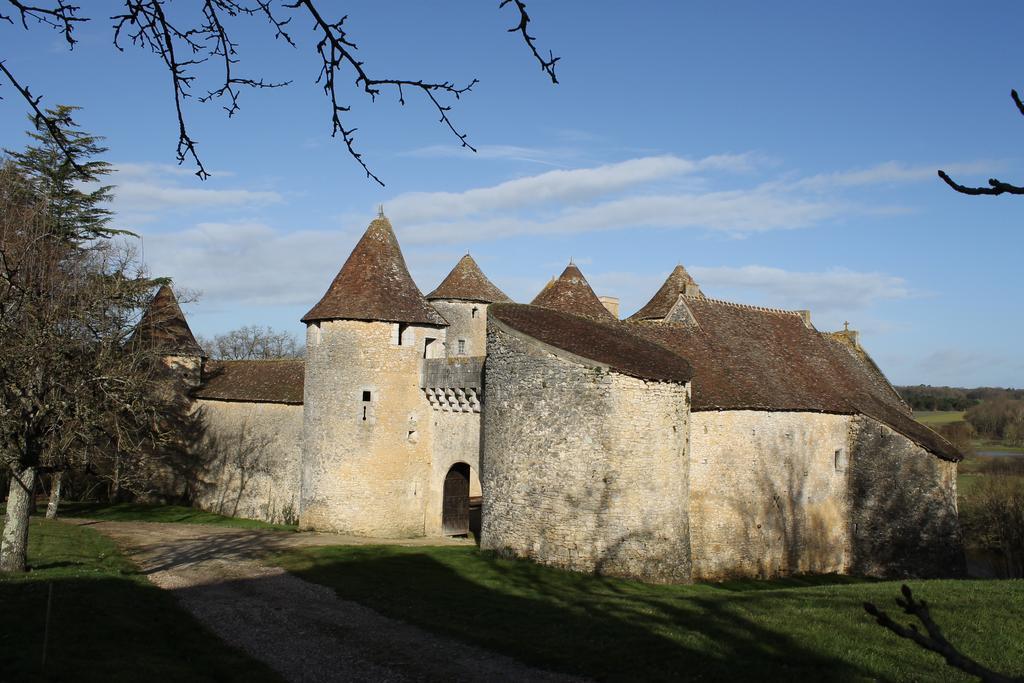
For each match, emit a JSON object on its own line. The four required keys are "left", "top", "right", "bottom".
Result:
{"left": 442, "top": 463, "right": 470, "bottom": 536}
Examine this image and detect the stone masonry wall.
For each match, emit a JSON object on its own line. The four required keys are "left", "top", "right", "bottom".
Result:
{"left": 848, "top": 415, "right": 963, "bottom": 578}
{"left": 425, "top": 410, "right": 482, "bottom": 536}
{"left": 688, "top": 410, "right": 852, "bottom": 581}
{"left": 301, "top": 319, "right": 442, "bottom": 536}
{"left": 192, "top": 399, "right": 302, "bottom": 524}
{"left": 480, "top": 322, "right": 691, "bottom": 582}
{"left": 430, "top": 300, "right": 489, "bottom": 358}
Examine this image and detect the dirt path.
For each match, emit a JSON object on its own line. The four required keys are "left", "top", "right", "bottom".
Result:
{"left": 69, "top": 520, "right": 582, "bottom": 683}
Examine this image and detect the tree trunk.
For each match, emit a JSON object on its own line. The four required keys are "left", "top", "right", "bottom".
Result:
{"left": 45, "top": 472, "right": 62, "bottom": 520}
{"left": 1, "top": 466, "right": 36, "bottom": 573}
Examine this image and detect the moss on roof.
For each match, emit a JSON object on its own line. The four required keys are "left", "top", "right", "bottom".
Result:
{"left": 427, "top": 254, "right": 512, "bottom": 303}
{"left": 194, "top": 360, "right": 304, "bottom": 404}
{"left": 530, "top": 263, "right": 616, "bottom": 321}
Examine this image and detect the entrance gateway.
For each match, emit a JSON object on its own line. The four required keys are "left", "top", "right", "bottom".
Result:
{"left": 442, "top": 463, "right": 470, "bottom": 536}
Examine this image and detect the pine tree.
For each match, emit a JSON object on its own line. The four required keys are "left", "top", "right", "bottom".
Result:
{"left": 4, "top": 104, "right": 124, "bottom": 242}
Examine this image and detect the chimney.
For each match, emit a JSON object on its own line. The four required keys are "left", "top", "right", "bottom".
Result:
{"left": 683, "top": 283, "right": 702, "bottom": 297}
{"left": 598, "top": 296, "right": 620, "bottom": 319}
{"left": 797, "top": 310, "right": 813, "bottom": 329}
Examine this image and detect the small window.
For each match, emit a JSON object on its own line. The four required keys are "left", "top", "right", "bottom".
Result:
{"left": 424, "top": 338, "right": 436, "bottom": 359}
{"left": 834, "top": 448, "right": 847, "bottom": 472}
{"left": 362, "top": 390, "right": 372, "bottom": 402}
{"left": 457, "top": 339, "right": 466, "bottom": 355}
{"left": 397, "top": 323, "right": 409, "bottom": 346}
{"left": 471, "top": 307, "right": 479, "bottom": 319}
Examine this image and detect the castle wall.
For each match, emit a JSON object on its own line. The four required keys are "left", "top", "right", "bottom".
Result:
{"left": 430, "top": 300, "right": 488, "bottom": 358}
{"left": 191, "top": 398, "right": 303, "bottom": 525}
{"left": 301, "top": 319, "right": 442, "bottom": 536}
{"left": 481, "top": 322, "right": 691, "bottom": 582}
{"left": 847, "top": 415, "right": 963, "bottom": 578}
{"left": 688, "top": 410, "right": 852, "bottom": 580}
{"left": 425, "top": 410, "right": 482, "bottom": 536}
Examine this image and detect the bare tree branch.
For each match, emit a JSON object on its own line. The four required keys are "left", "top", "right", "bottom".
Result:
{"left": 940, "top": 89, "right": 1024, "bottom": 197}
{"left": 500, "top": 0, "right": 559, "bottom": 84}
{"left": 2, "top": 1, "right": 559, "bottom": 184}
{"left": 863, "top": 585, "right": 1021, "bottom": 683}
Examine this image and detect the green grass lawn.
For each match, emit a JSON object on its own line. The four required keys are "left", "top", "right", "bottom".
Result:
{"left": 914, "top": 410, "right": 966, "bottom": 426}
{"left": 274, "top": 545, "right": 1024, "bottom": 682}
{"left": 58, "top": 501, "right": 297, "bottom": 531}
{"left": 0, "top": 518, "right": 281, "bottom": 682}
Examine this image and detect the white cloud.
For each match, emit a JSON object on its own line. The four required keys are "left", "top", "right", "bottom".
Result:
{"left": 690, "top": 265, "right": 912, "bottom": 314}
{"left": 386, "top": 154, "right": 756, "bottom": 224}
{"left": 400, "top": 144, "right": 575, "bottom": 166}
{"left": 788, "top": 160, "right": 1001, "bottom": 191}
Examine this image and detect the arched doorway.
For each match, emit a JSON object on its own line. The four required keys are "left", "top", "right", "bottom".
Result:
{"left": 442, "top": 463, "right": 470, "bottom": 536}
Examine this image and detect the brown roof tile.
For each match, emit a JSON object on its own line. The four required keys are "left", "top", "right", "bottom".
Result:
{"left": 530, "top": 263, "right": 616, "bottom": 321}
{"left": 302, "top": 216, "right": 446, "bottom": 326}
{"left": 628, "top": 265, "right": 701, "bottom": 321}
{"left": 194, "top": 360, "right": 304, "bottom": 404}
{"left": 631, "top": 297, "right": 959, "bottom": 461}
{"left": 490, "top": 303, "right": 692, "bottom": 384}
{"left": 134, "top": 285, "right": 203, "bottom": 356}
{"left": 426, "top": 254, "right": 513, "bottom": 303}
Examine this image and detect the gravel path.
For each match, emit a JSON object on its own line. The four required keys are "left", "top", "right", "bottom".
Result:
{"left": 70, "top": 520, "right": 583, "bottom": 683}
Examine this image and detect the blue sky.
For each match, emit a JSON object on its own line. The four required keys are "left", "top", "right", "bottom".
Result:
{"left": 1, "top": 1, "right": 1022, "bottom": 387}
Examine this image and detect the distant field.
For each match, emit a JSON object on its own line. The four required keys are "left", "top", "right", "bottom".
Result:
{"left": 914, "top": 410, "right": 966, "bottom": 426}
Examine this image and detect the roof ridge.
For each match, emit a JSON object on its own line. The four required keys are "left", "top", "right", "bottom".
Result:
{"left": 690, "top": 295, "right": 803, "bottom": 317}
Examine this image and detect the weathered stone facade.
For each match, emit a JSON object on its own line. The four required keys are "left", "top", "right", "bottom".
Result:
{"left": 150, "top": 214, "right": 963, "bottom": 583}
{"left": 192, "top": 399, "right": 302, "bottom": 524}
{"left": 480, "top": 320, "right": 691, "bottom": 582}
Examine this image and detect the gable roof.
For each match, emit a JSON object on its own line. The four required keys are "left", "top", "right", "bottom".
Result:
{"left": 631, "top": 296, "right": 959, "bottom": 461}
{"left": 194, "top": 360, "right": 304, "bottom": 404}
{"left": 302, "top": 216, "right": 446, "bottom": 326}
{"left": 426, "top": 254, "right": 513, "bottom": 303}
{"left": 490, "top": 303, "right": 692, "bottom": 384}
{"left": 134, "top": 285, "right": 203, "bottom": 356}
{"left": 629, "top": 265, "right": 701, "bottom": 321}
{"left": 530, "top": 263, "right": 616, "bottom": 321}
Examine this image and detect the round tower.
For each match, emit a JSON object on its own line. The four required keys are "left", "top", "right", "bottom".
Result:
{"left": 425, "top": 253, "right": 512, "bottom": 358}
{"left": 300, "top": 214, "right": 447, "bottom": 536}
{"left": 134, "top": 284, "right": 205, "bottom": 387}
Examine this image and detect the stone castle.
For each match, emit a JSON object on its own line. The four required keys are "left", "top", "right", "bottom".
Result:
{"left": 143, "top": 214, "right": 964, "bottom": 582}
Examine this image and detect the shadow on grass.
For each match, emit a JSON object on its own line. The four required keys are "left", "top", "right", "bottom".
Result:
{"left": 57, "top": 501, "right": 295, "bottom": 531}
{"left": 276, "top": 547, "right": 874, "bottom": 681}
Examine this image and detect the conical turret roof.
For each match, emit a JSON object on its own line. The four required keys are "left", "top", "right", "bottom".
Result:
{"left": 134, "top": 285, "right": 203, "bottom": 355}
{"left": 426, "top": 254, "right": 513, "bottom": 303}
{"left": 302, "top": 216, "right": 446, "bottom": 325}
{"left": 629, "top": 265, "right": 702, "bottom": 321}
{"left": 530, "top": 263, "right": 615, "bottom": 320}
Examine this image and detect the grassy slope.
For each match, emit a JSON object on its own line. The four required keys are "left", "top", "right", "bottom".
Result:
{"left": 274, "top": 545, "right": 1024, "bottom": 682}
{"left": 914, "top": 410, "right": 967, "bottom": 426}
{"left": 58, "top": 501, "right": 297, "bottom": 531}
{"left": 0, "top": 518, "right": 282, "bottom": 683}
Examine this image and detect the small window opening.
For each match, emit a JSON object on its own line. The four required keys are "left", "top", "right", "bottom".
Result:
{"left": 471, "top": 307, "right": 479, "bottom": 319}
{"left": 424, "top": 337, "right": 436, "bottom": 359}
{"left": 362, "top": 390, "right": 372, "bottom": 402}
{"left": 397, "top": 323, "right": 409, "bottom": 345}
{"left": 457, "top": 338, "right": 466, "bottom": 355}
{"left": 362, "top": 406, "right": 367, "bottom": 421}
{"left": 834, "top": 448, "right": 847, "bottom": 472}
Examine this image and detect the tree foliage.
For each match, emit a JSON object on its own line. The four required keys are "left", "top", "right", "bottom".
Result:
{"left": 0, "top": 1, "right": 558, "bottom": 185}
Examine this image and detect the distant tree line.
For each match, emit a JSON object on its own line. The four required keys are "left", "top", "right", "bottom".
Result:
{"left": 897, "top": 385, "right": 1024, "bottom": 412}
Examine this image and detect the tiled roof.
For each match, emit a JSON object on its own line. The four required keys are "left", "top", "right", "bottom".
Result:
{"left": 427, "top": 254, "right": 513, "bottom": 303}
{"left": 530, "top": 263, "right": 616, "bottom": 321}
{"left": 631, "top": 297, "right": 959, "bottom": 461}
{"left": 302, "top": 216, "right": 446, "bottom": 326}
{"left": 490, "top": 303, "right": 692, "bottom": 384}
{"left": 133, "top": 285, "right": 203, "bottom": 356}
{"left": 194, "top": 360, "right": 304, "bottom": 404}
{"left": 629, "top": 265, "right": 701, "bottom": 320}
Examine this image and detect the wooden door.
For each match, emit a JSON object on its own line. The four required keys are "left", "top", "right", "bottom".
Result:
{"left": 442, "top": 464, "right": 470, "bottom": 536}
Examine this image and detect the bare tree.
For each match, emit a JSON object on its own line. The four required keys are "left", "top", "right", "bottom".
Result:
{"left": 0, "top": 1, "right": 559, "bottom": 185}
{"left": 198, "top": 325, "right": 303, "bottom": 360}
{"left": 939, "top": 89, "right": 1024, "bottom": 196}
{"left": 0, "top": 163, "right": 177, "bottom": 572}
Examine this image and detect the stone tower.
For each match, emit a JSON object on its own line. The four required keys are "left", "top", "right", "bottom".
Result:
{"left": 300, "top": 215, "right": 447, "bottom": 536}
{"left": 531, "top": 262, "right": 617, "bottom": 320}
{"left": 135, "top": 284, "right": 205, "bottom": 387}
{"left": 426, "top": 253, "right": 512, "bottom": 358}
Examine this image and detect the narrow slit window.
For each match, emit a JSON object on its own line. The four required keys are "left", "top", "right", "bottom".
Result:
{"left": 471, "top": 307, "right": 479, "bottom": 319}
{"left": 362, "top": 406, "right": 367, "bottom": 421}
{"left": 834, "top": 448, "right": 847, "bottom": 472}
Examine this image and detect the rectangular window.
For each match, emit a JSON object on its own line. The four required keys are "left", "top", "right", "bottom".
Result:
{"left": 397, "top": 323, "right": 409, "bottom": 346}
{"left": 424, "top": 337, "right": 436, "bottom": 359}
{"left": 457, "top": 338, "right": 466, "bottom": 355}
{"left": 834, "top": 448, "right": 847, "bottom": 472}
{"left": 362, "top": 390, "right": 372, "bottom": 402}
